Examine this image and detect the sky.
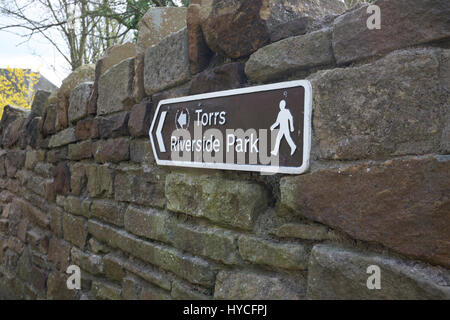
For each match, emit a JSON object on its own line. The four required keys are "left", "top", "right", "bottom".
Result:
{"left": 0, "top": 16, "right": 70, "bottom": 87}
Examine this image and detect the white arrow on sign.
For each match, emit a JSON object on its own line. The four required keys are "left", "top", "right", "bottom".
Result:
{"left": 156, "top": 111, "right": 167, "bottom": 152}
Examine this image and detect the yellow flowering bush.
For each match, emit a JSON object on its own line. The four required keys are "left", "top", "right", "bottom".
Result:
{"left": 0, "top": 67, "right": 40, "bottom": 118}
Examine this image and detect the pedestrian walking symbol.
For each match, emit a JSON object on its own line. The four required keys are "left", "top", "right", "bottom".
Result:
{"left": 270, "top": 100, "right": 297, "bottom": 156}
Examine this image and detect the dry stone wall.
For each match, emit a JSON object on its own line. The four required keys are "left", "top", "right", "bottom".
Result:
{"left": 0, "top": 0, "right": 449, "bottom": 300}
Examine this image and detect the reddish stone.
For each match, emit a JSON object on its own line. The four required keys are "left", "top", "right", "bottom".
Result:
{"left": 132, "top": 53, "right": 146, "bottom": 103}
{"left": 54, "top": 162, "right": 70, "bottom": 196}
{"left": 40, "top": 104, "right": 57, "bottom": 137}
{"left": 47, "top": 238, "right": 71, "bottom": 271}
{"left": 189, "top": 63, "right": 247, "bottom": 95}
{"left": 188, "top": 4, "right": 213, "bottom": 74}
{"left": 98, "top": 112, "right": 129, "bottom": 139}
{"left": 280, "top": 155, "right": 450, "bottom": 268}
{"left": 75, "top": 118, "right": 99, "bottom": 140}
{"left": 201, "top": 0, "right": 270, "bottom": 59}
{"left": 93, "top": 138, "right": 130, "bottom": 164}
{"left": 128, "top": 103, "right": 152, "bottom": 137}
{"left": 88, "top": 80, "right": 98, "bottom": 116}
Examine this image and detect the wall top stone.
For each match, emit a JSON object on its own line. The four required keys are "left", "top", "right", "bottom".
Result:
{"left": 199, "top": 0, "right": 345, "bottom": 59}
{"left": 137, "top": 7, "right": 188, "bottom": 54}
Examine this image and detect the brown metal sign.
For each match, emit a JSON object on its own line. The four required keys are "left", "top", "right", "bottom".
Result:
{"left": 149, "top": 80, "right": 312, "bottom": 174}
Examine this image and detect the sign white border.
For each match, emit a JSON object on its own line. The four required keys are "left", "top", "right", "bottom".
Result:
{"left": 149, "top": 80, "right": 312, "bottom": 175}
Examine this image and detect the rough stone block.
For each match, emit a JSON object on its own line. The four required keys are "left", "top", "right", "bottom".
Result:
{"left": 200, "top": 0, "right": 344, "bottom": 59}
{"left": 245, "top": 28, "right": 334, "bottom": 83}
{"left": 165, "top": 173, "right": 268, "bottom": 230}
{"left": 122, "top": 276, "right": 139, "bottom": 300}
{"left": 140, "top": 285, "right": 172, "bottom": 300}
{"left": 238, "top": 236, "right": 309, "bottom": 270}
{"left": 333, "top": 0, "right": 450, "bottom": 64}
{"left": 124, "top": 206, "right": 171, "bottom": 243}
{"left": 171, "top": 281, "right": 211, "bottom": 300}
{"left": 214, "top": 271, "right": 306, "bottom": 300}
{"left": 48, "top": 127, "right": 77, "bottom": 148}
{"left": 91, "top": 200, "right": 126, "bottom": 227}
{"left": 86, "top": 164, "right": 114, "bottom": 197}
{"left": 189, "top": 62, "right": 247, "bottom": 95}
{"left": 54, "top": 161, "right": 70, "bottom": 196}
{"left": 97, "top": 57, "right": 135, "bottom": 115}
{"left": 128, "top": 103, "right": 152, "bottom": 137}
{"left": 98, "top": 111, "right": 129, "bottom": 139}
{"left": 62, "top": 213, "right": 88, "bottom": 248}
{"left": 280, "top": 155, "right": 450, "bottom": 268}
{"left": 114, "top": 169, "right": 165, "bottom": 208}
{"left": 144, "top": 28, "right": 191, "bottom": 95}
{"left": 130, "top": 139, "right": 153, "bottom": 163}
{"left": 137, "top": 7, "right": 187, "bottom": 53}
{"left": 47, "top": 238, "right": 71, "bottom": 271}
{"left": 309, "top": 49, "right": 448, "bottom": 160}
{"left": 271, "top": 223, "right": 340, "bottom": 241}
{"left": 123, "top": 258, "right": 171, "bottom": 291}
{"left": 93, "top": 137, "right": 130, "bottom": 163}
{"left": 88, "top": 220, "right": 214, "bottom": 287}
{"left": 68, "top": 82, "right": 93, "bottom": 123}
{"left": 46, "top": 147, "right": 67, "bottom": 164}
{"left": 103, "top": 254, "right": 125, "bottom": 282}
{"left": 92, "top": 281, "right": 121, "bottom": 300}
{"left": 151, "top": 82, "right": 190, "bottom": 108}
{"left": 56, "top": 64, "right": 95, "bottom": 131}
{"left": 68, "top": 140, "right": 93, "bottom": 160}
{"left": 75, "top": 118, "right": 99, "bottom": 140}
{"left": 30, "top": 90, "right": 51, "bottom": 118}
{"left": 171, "top": 222, "right": 241, "bottom": 265}
{"left": 47, "top": 272, "right": 78, "bottom": 300}
{"left": 308, "top": 244, "right": 450, "bottom": 300}
{"left": 40, "top": 103, "right": 57, "bottom": 137}
{"left": 63, "top": 196, "right": 91, "bottom": 218}
{"left": 70, "top": 163, "right": 87, "bottom": 196}
{"left": 71, "top": 247, "right": 103, "bottom": 275}
{"left": 49, "top": 205, "right": 63, "bottom": 238}
{"left": 96, "top": 42, "right": 136, "bottom": 77}
{"left": 187, "top": 3, "right": 213, "bottom": 75}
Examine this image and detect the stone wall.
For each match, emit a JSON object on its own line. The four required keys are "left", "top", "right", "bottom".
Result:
{"left": 0, "top": 0, "right": 449, "bottom": 300}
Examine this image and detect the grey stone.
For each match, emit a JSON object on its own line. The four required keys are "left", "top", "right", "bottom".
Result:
{"left": 309, "top": 48, "right": 448, "bottom": 160}
{"left": 238, "top": 235, "right": 309, "bottom": 270}
{"left": 165, "top": 173, "right": 268, "bottom": 230}
{"left": 200, "top": 0, "right": 345, "bottom": 59}
{"left": 97, "top": 43, "right": 136, "bottom": 77}
{"left": 68, "top": 82, "right": 93, "bottom": 123}
{"left": 92, "top": 281, "right": 121, "bottom": 300}
{"left": 137, "top": 7, "right": 187, "bottom": 53}
{"left": 56, "top": 64, "right": 95, "bottom": 131}
{"left": 30, "top": 90, "right": 51, "bottom": 118}
{"left": 171, "top": 281, "right": 211, "bottom": 300}
{"left": 245, "top": 28, "right": 334, "bottom": 83}
{"left": 144, "top": 28, "right": 190, "bottom": 95}
{"left": 308, "top": 244, "right": 450, "bottom": 300}
{"left": 214, "top": 271, "right": 306, "bottom": 300}
{"left": 124, "top": 258, "right": 171, "bottom": 291}
{"left": 280, "top": 155, "right": 450, "bottom": 268}
{"left": 97, "top": 57, "right": 135, "bottom": 115}
{"left": 333, "top": 0, "right": 450, "bottom": 65}
{"left": 271, "top": 223, "right": 340, "bottom": 241}
{"left": 88, "top": 220, "right": 215, "bottom": 287}
{"left": 48, "top": 127, "right": 77, "bottom": 148}
{"left": 71, "top": 247, "right": 103, "bottom": 275}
